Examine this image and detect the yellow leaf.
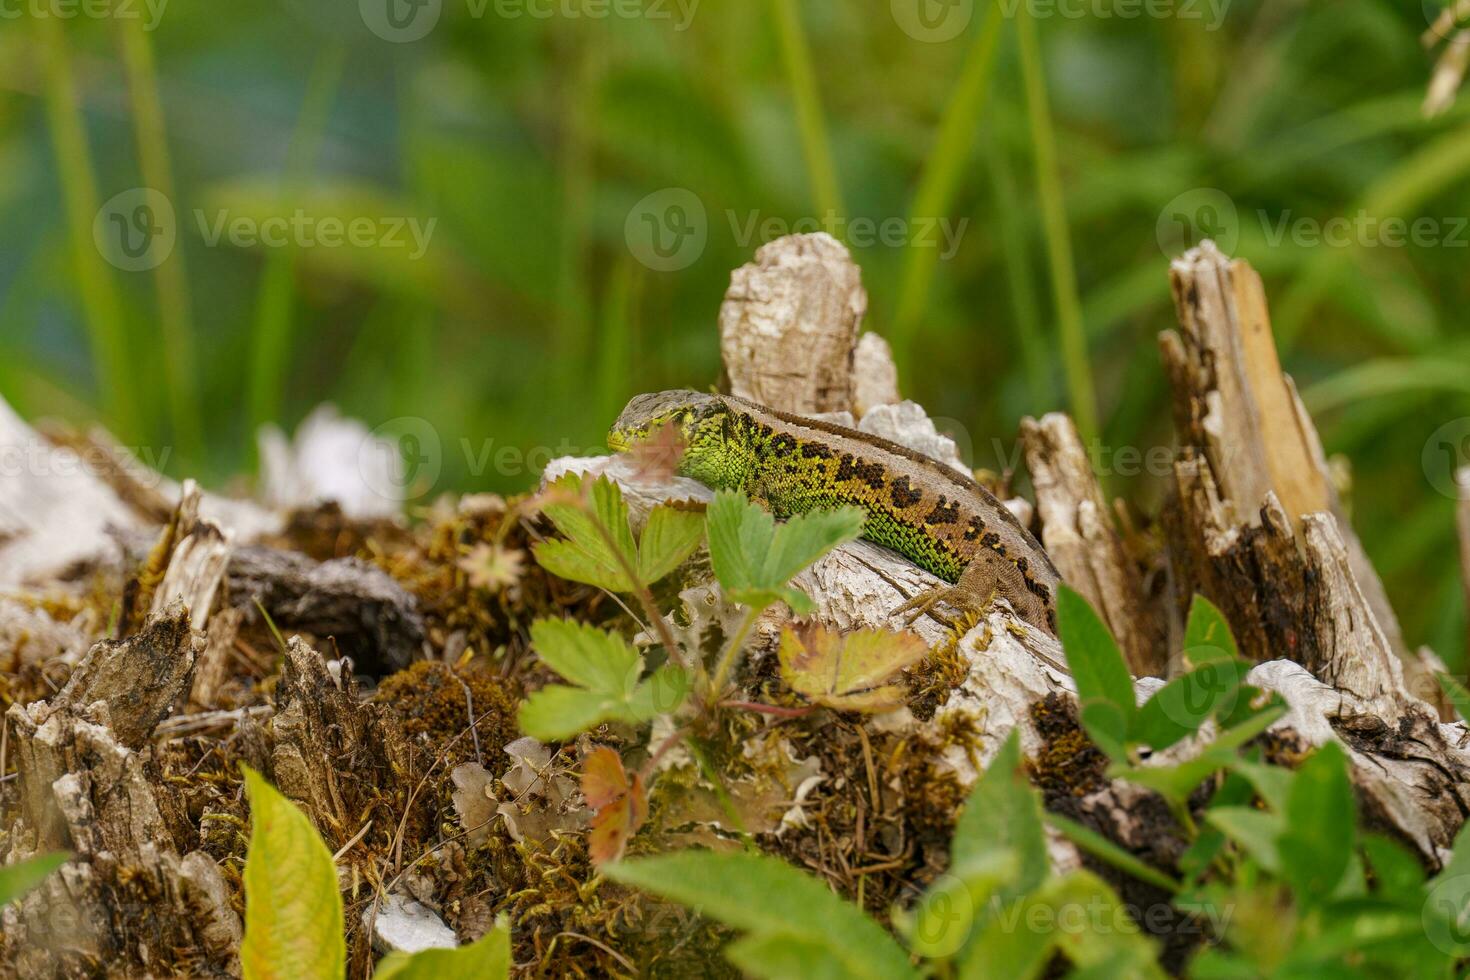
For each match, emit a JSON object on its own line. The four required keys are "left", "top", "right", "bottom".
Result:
{"left": 240, "top": 765, "right": 345, "bottom": 980}
{"left": 778, "top": 624, "right": 929, "bottom": 712}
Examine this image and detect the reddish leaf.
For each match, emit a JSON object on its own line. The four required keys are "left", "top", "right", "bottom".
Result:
{"left": 626, "top": 423, "right": 686, "bottom": 482}
{"left": 581, "top": 747, "right": 647, "bottom": 865}
{"left": 582, "top": 746, "right": 631, "bottom": 810}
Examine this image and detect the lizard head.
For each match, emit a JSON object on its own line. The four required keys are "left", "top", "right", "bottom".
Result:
{"left": 609, "top": 390, "right": 744, "bottom": 487}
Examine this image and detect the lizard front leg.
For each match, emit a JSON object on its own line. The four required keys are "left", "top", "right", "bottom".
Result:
{"left": 890, "top": 559, "right": 997, "bottom": 628}
{"left": 890, "top": 546, "right": 1050, "bottom": 632}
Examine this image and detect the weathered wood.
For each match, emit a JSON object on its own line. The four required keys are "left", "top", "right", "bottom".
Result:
{"left": 852, "top": 332, "right": 901, "bottom": 417}
{"left": 719, "top": 232, "right": 867, "bottom": 414}
{"left": 2, "top": 605, "right": 236, "bottom": 978}
{"left": 226, "top": 546, "right": 426, "bottom": 674}
{"left": 1021, "top": 412, "right": 1165, "bottom": 676}
{"left": 1162, "top": 242, "right": 1421, "bottom": 702}
{"left": 47, "top": 604, "right": 200, "bottom": 753}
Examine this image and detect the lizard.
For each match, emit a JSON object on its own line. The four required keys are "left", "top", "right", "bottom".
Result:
{"left": 607, "top": 389, "right": 1061, "bottom": 635}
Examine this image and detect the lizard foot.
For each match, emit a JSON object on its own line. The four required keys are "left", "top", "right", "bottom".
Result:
{"left": 891, "top": 582, "right": 997, "bottom": 628}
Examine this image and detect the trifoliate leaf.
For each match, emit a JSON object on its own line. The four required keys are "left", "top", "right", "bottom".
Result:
{"left": 534, "top": 474, "right": 704, "bottom": 593}
{"left": 518, "top": 619, "right": 687, "bottom": 740}
{"left": 777, "top": 623, "right": 928, "bottom": 712}
{"left": 534, "top": 474, "right": 638, "bottom": 592}
{"left": 706, "top": 491, "right": 863, "bottom": 613}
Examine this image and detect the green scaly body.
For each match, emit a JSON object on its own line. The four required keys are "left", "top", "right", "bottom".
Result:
{"left": 611, "top": 390, "right": 1061, "bottom": 633}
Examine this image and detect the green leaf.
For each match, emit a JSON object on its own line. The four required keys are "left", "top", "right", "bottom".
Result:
{"left": 518, "top": 620, "right": 684, "bottom": 739}
{"left": 240, "top": 765, "right": 344, "bottom": 980}
{"left": 1044, "top": 813, "right": 1181, "bottom": 893}
{"left": 1056, "top": 586, "right": 1135, "bottom": 757}
{"left": 535, "top": 474, "right": 638, "bottom": 593}
{"left": 605, "top": 851, "right": 918, "bottom": 980}
{"left": 1361, "top": 834, "right": 1425, "bottom": 903}
{"left": 952, "top": 731, "right": 1049, "bottom": 897}
{"left": 518, "top": 685, "right": 625, "bottom": 741}
{"left": 374, "top": 919, "right": 511, "bottom": 980}
{"left": 1182, "top": 595, "right": 1238, "bottom": 666}
{"left": 636, "top": 504, "right": 706, "bottom": 585}
{"left": 1109, "top": 747, "right": 1232, "bottom": 807}
{"left": 1132, "top": 659, "right": 1251, "bottom": 752}
{"left": 531, "top": 618, "right": 640, "bottom": 693}
{"left": 706, "top": 491, "right": 864, "bottom": 613}
{"left": 1079, "top": 701, "right": 1129, "bottom": 762}
{"left": 1212, "top": 699, "right": 1288, "bottom": 751}
{"left": 1205, "top": 806, "right": 1284, "bottom": 874}
{"left": 1229, "top": 759, "right": 1295, "bottom": 813}
{"left": 1279, "top": 742, "right": 1355, "bottom": 903}
{"left": 960, "top": 871, "right": 1164, "bottom": 980}
{"left": 0, "top": 851, "right": 68, "bottom": 906}
{"left": 899, "top": 851, "right": 1017, "bottom": 961}
{"left": 723, "top": 933, "right": 856, "bottom": 980}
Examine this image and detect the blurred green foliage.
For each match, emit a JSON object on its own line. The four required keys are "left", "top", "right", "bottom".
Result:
{"left": 1, "top": 0, "right": 1466, "bottom": 660}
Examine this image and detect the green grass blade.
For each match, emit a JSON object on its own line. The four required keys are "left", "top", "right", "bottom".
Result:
{"left": 986, "top": 129, "right": 1050, "bottom": 408}
{"left": 596, "top": 256, "right": 638, "bottom": 427}
{"left": 767, "top": 0, "right": 843, "bottom": 219}
{"left": 1274, "top": 123, "right": 1470, "bottom": 349}
{"left": 118, "top": 18, "right": 201, "bottom": 465}
{"left": 890, "top": 2, "right": 1004, "bottom": 361}
{"left": 246, "top": 44, "right": 345, "bottom": 443}
{"left": 1044, "top": 813, "right": 1181, "bottom": 893}
{"left": 1301, "top": 352, "right": 1470, "bottom": 413}
{"left": 35, "top": 17, "right": 139, "bottom": 441}
{"left": 1016, "top": 8, "right": 1099, "bottom": 444}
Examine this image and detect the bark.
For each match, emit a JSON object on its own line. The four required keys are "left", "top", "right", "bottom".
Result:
{"left": 2, "top": 605, "right": 239, "bottom": 978}
{"left": 225, "top": 546, "right": 426, "bottom": 674}
{"left": 1021, "top": 412, "right": 1166, "bottom": 676}
{"left": 719, "top": 231, "right": 868, "bottom": 414}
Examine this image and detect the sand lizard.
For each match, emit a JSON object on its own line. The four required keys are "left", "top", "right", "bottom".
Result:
{"left": 609, "top": 390, "right": 1061, "bottom": 634}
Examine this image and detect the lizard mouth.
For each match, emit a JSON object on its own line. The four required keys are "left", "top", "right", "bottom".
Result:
{"left": 606, "top": 429, "right": 633, "bottom": 452}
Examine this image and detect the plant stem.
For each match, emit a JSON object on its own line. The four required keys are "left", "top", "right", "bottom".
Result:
{"left": 35, "top": 17, "right": 139, "bottom": 441}
{"left": 1016, "top": 8, "right": 1099, "bottom": 445}
{"left": 117, "top": 17, "right": 201, "bottom": 464}
{"left": 581, "top": 491, "right": 691, "bottom": 672}
{"left": 719, "top": 700, "right": 813, "bottom": 719}
{"left": 707, "top": 605, "right": 763, "bottom": 706}
{"left": 638, "top": 724, "right": 691, "bottom": 784}
{"left": 767, "top": 0, "right": 843, "bottom": 219}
